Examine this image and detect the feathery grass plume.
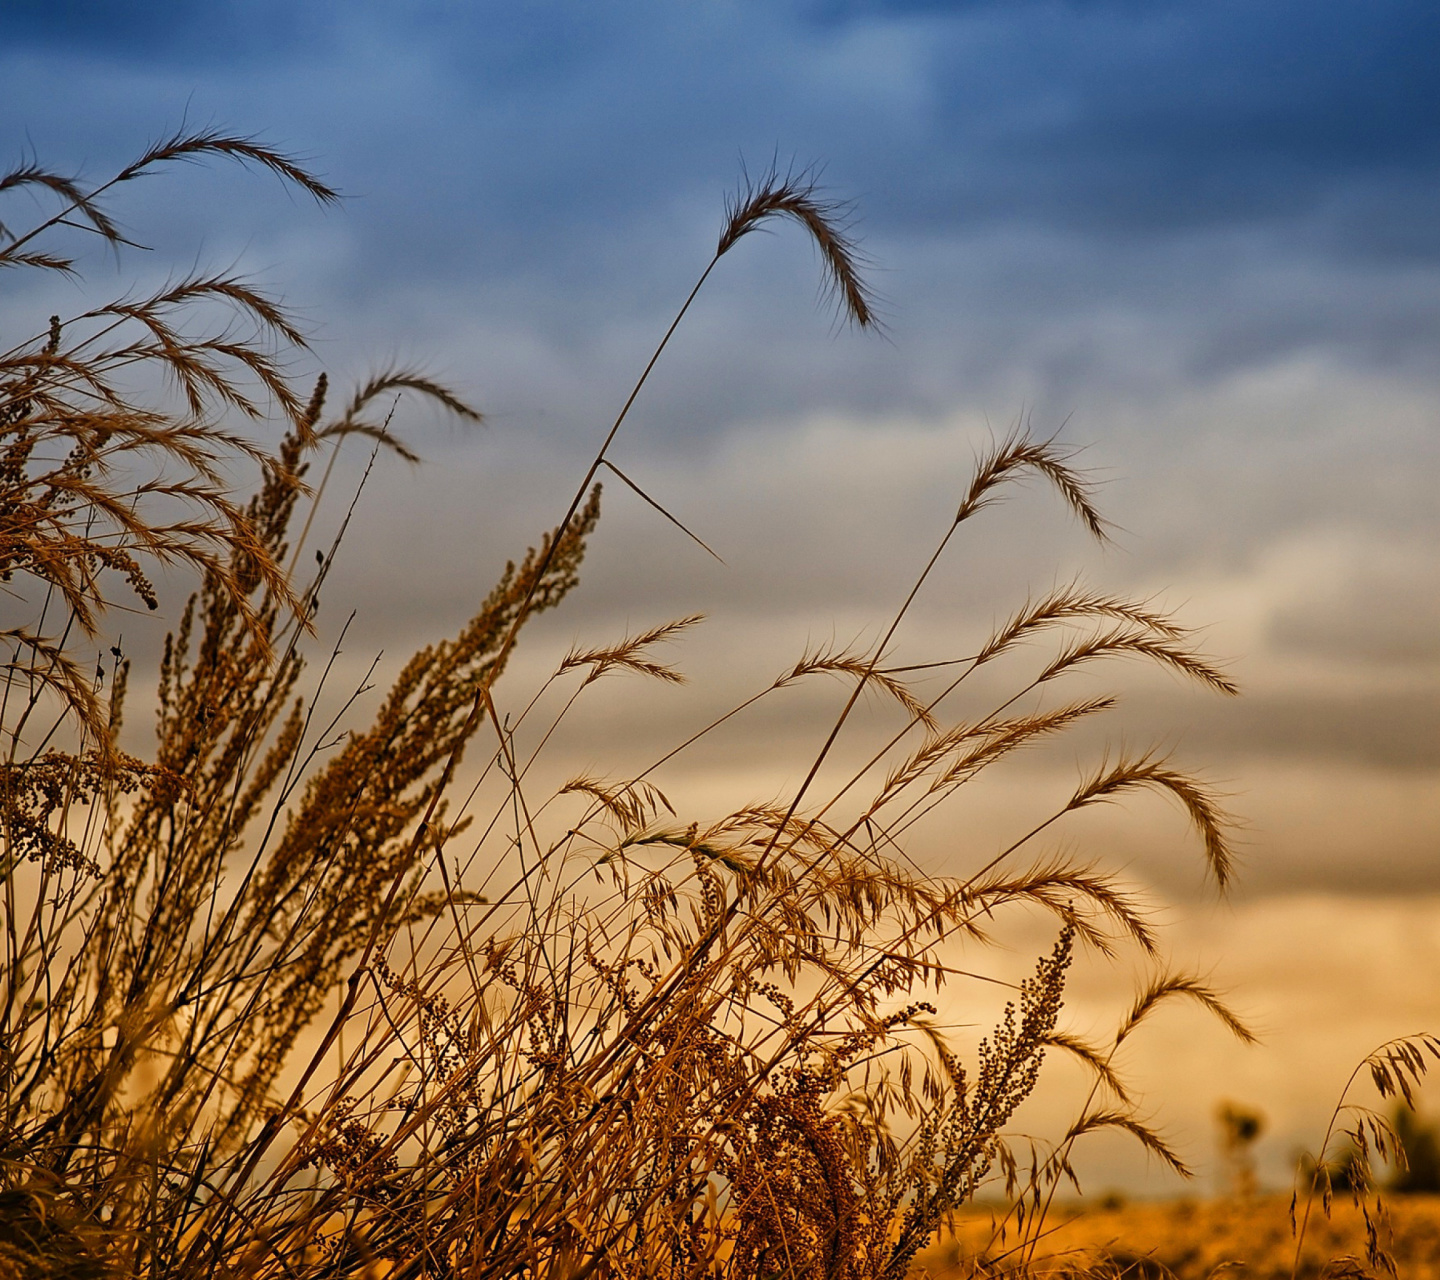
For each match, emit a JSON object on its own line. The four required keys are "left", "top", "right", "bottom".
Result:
{"left": 955, "top": 429, "right": 1110, "bottom": 540}
{"left": 2, "top": 136, "right": 1270, "bottom": 1280}
{"left": 559, "top": 614, "right": 703, "bottom": 685}
{"left": 0, "top": 630, "right": 107, "bottom": 742}
{"left": 970, "top": 580, "right": 1191, "bottom": 668}
{"left": 560, "top": 775, "right": 674, "bottom": 834}
{"left": 1003, "top": 971, "right": 1255, "bottom": 1270}
{"left": 718, "top": 161, "right": 877, "bottom": 329}
{"left": 961, "top": 859, "right": 1158, "bottom": 957}
{"left": 0, "top": 136, "right": 344, "bottom": 742}
{"left": 1290, "top": 1034, "right": 1440, "bottom": 1280}
{"left": 318, "top": 366, "right": 483, "bottom": 462}
{"left": 1115, "top": 972, "right": 1257, "bottom": 1048}
{"left": 114, "top": 128, "right": 341, "bottom": 202}
{"left": 1037, "top": 622, "right": 1240, "bottom": 696}
{"left": 0, "top": 130, "right": 335, "bottom": 257}
{"left": 871, "top": 697, "right": 1113, "bottom": 818}
{"left": 284, "top": 366, "right": 485, "bottom": 582}
{"left": 1067, "top": 752, "right": 1237, "bottom": 889}
{"left": 781, "top": 644, "right": 940, "bottom": 733}
{"left": 924, "top": 700, "right": 1116, "bottom": 796}
{"left": 1063, "top": 1110, "right": 1192, "bottom": 1178}
{"left": 0, "top": 166, "right": 123, "bottom": 250}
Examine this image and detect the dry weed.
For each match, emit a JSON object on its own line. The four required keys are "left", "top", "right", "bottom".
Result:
{"left": 0, "top": 139, "right": 1338, "bottom": 1280}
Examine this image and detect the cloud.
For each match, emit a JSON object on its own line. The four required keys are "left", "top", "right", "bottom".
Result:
{"left": 14, "top": 0, "right": 1440, "bottom": 255}
{"left": 1268, "top": 550, "right": 1440, "bottom": 671}
{"left": 799, "top": 0, "right": 1440, "bottom": 244}
{"left": 3, "top": 1, "right": 1435, "bottom": 909}
{"left": 8, "top": 0, "right": 1440, "bottom": 417}
{"left": 3, "top": 0, "right": 322, "bottom": 64}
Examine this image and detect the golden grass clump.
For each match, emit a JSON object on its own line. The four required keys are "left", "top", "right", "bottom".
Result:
{"left": 3, "top": 133, "right": 1428, "bottom": 1280}
{"left": 0, "top": 133, "right": 340, "bottom": 742}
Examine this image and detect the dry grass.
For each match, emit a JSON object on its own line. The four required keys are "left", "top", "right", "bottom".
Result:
{"left": 922, "top": 1195, "right": 1440, "bottom": 1279}
{"left": 1, "top": 132, "right": 1431, "bottom": 1280}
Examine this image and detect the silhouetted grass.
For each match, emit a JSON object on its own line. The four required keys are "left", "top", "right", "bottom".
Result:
{"left": 4, "top": 131, "right": 1424, "bottom": 1280}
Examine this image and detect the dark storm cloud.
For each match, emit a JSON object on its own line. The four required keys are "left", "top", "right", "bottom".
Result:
{"left": 16, "top": 0, "right": 1440, "bottom": 263}
{"left": 353, "top": 0, "right": 1440, "bottom": 262}
{"left": 5, "top": 0, "right": 1437, "bottom": 460}
{"left": 9, "top": 0, "right": 1436, "bottom": 436}
{"left": 779, "top": 0, "right": 1440, "bottom": 260}
{"left": 3, "top": 0, "right": 321, "bottom": 64}
{"left": 2, "top": 2, "right": 1436, "bottom": 798}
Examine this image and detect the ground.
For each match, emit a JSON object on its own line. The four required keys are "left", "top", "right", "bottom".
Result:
{"left": 919, "top": 1194, "right": 1440, "bottom": 1278}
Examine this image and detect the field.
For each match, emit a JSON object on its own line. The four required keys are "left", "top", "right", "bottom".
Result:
{"left": 922, "top": 1195, "right": 1440, "bottom": 1278}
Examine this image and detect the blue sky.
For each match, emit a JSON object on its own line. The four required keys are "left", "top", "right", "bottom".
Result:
{"left": 5, "top": 0, "right": 1439, "bottom": 1188}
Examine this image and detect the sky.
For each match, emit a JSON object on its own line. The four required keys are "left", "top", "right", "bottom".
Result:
{"left": 3, "top": 0, "right": 1438, "bottom": 1195}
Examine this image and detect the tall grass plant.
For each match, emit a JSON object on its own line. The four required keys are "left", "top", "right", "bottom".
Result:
{"left": 0, "top": 135, "right": 1298, "bottom": 1280}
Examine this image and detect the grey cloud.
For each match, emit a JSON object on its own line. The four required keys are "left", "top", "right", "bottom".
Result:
{"left": 4, "top": 0, "right": 324, "bottom": 64}
{"left": 1119, "top": 686, "right": 1440, "bottom": 774}
{"left": 3, "top": 0, "right": 1436, "bottom": 915}
{"left": 12, "top": 0, "right": 1440, "bottom": 254}
{"left": 11, "top": 0, "right": 1440, "bottom": 426}
{"left": 851, "top": 1, "right": 1440, "bottom": 243}
{"left": 1269, "top": 562, "right": 1440, "bottom": 669}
